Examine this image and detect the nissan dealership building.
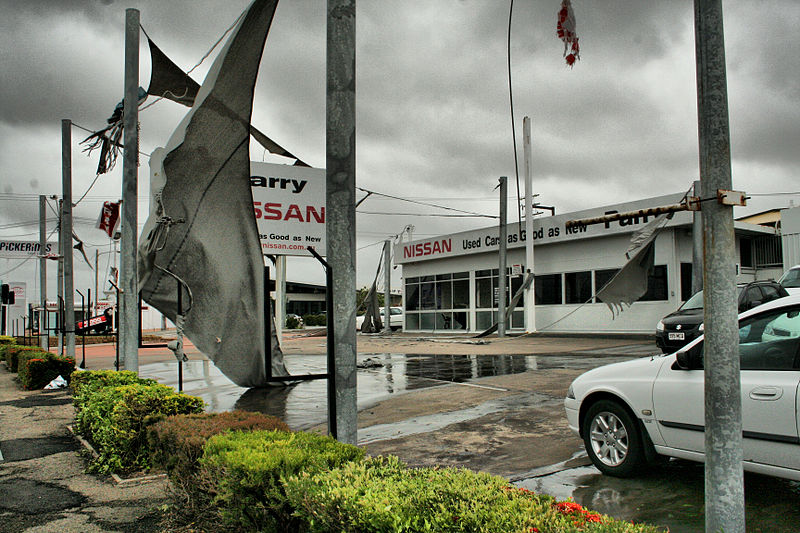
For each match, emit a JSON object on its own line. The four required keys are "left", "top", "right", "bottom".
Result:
{"left": 394, "top": 193, "right": 781, "bottom": 334}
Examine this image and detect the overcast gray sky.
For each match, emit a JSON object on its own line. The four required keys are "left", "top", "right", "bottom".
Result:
{"left": 1, "top": 0, "right": 799, "bottom": 302}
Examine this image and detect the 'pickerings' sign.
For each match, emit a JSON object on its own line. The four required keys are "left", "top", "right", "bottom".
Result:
{"left": 0, "top": 241, "right": 56, "bottom": 259}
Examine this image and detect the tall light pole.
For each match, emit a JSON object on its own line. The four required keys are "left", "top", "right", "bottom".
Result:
{"left": 523, "top": 116, "right": 536, "bottom": 333}
{"left": 326, "top": 0, "right": 357, "bottom": 444}
{"left": 694, "top": 0, "right": 745, "bottom": 530}
{"left": 120, "top": 8, "right": 140, "bottom": 372}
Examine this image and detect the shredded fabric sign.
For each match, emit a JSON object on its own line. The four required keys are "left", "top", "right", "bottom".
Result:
{"left": 557, "top": 0, "right": 580, "bottom": 67}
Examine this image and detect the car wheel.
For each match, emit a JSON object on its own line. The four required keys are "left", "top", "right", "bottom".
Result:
{"left": 583, "top": 399, "right": 646, "bottom": 477}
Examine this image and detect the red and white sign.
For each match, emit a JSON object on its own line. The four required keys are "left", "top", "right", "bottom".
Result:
{"left": 251, "top": 162, "right": 326, "bottom": 257}
{"left": 96, "top": 201, "right": 120, "bottom": 238}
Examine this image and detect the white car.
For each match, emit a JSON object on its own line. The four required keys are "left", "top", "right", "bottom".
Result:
{"left": 778, "top": 265, "right": 800, "bottom": 295}
{"left": 565, "top": 294, "right": 800, "bottom": 481}
{"left": 356, "top": 306, "right": 403, "bottom": 331}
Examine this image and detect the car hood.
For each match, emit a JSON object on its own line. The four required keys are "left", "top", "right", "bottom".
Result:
{"left": 661, "top": 308, "right": 703, "bottom": 326}
{"left": 570, "top": 354, "right": 672, "bottom": 406}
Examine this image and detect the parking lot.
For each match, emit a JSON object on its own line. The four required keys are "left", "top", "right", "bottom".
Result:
{"left": 37, "top": 331, "right": 800, "bottom": 531}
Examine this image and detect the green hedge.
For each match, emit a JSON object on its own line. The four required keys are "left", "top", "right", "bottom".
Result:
{"left": 71, "top": 370, "right": 157, "bottom": 420}
{"left": 3, "top": 344, "right": 47, "bottom": 372}
{"left": 200, "top": 430, "right": 364, "bottom": 532}
{"left": 285, "top": 455, "right": 660, "bottom": 533}
{"left": 148, "top": 411, "right": 291, "bottom": 483}
{"left": 76, "top": 381, "right": 204, "bottom": 474}
{"left": 0, "top": 335, "right": 14, "bottom": 345}
{"left": 18, "top": 351, "right": 74, "bottom": 390}
{"left": 303, "top": 313, "right": 327, "bottom": 327}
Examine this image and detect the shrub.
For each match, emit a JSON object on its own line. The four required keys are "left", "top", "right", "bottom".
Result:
{"left": 303, "top": 313, "right": 327, "bottom": 327}
{"left": 148, "top": 411, "right": 291, "bottom": 482}
{"left": 3, "top": 345, "right": 48, "bottom": 373}
{"left": 78, "top": 383, "right": 204, "bottom": 474}
{"left": 285, "top": 456, "right": 662, "bottom": 533}
{"left": 285, "top": 315, "right": 302, "bottom": 329}
{"left": 18, "top": 352, "right": 75, "bottom": 390}
{"left": 200, "top": 430, "right": 364, "bottom": 532}
{"left": 71, "top": 370, "right": 156, "bottom": 418}
{"left": 0, "top": 335, "right": 14, "bottom": 345}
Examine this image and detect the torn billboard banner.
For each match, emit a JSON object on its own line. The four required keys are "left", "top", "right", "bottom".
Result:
{"left": 138, "top": 0, "right": 288, "bottom": 388}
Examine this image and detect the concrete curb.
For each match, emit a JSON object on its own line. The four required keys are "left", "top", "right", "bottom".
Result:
{"left": 66, "top": 425, "right": 167, "bottom": 487}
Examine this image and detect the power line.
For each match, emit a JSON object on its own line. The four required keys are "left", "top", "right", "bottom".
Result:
{"left": 358, "top": 211, "right": 498, "bottom": 218}
{"left": 356, "top": 187, "right": 498, "bottom": 219}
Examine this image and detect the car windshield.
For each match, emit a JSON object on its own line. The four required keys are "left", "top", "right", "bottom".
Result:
{"left": 679, "top": 291, "right": 704, "bottom": 310}
{"left": 779, "top": 268, "right": 800, "bottom": 288}
{"left": 680, "top": 286, "right": 747, "bottom": 311}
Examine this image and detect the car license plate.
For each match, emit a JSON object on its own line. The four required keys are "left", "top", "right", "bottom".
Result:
{"left": 668, "top": 332, "right": 685, "bottom": 341}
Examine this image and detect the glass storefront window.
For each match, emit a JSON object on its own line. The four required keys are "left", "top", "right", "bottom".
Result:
{"left": 535, "top": 274, "right": 562, "bottom": 305}
{"left": 565, "top": 271, "right": 591, "bottom": 304}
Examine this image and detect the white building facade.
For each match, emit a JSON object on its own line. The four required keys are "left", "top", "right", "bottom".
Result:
{"left": 395, "top": 193, "right": 781, "bottom": 334}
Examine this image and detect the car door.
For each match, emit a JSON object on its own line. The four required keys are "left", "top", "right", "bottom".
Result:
{"left": 652, "top": 305, "right": 800, "bottom": 469}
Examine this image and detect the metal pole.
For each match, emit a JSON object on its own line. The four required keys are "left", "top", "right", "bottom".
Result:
{"left": 57, "top": 199, "right": 63, "bottom": 354}
{"left": 692, "top": 180, "right": 704, "bottom": 295}
{"left": 177, "top": 281, "right": 183, "bottom": 392}
{"left": 120, "top": 8, "right": 140, "bottom": 372}
{"left": 94, "top": 248, "right": 99, "bottom": 317}
{"left": 76, "top": 289, "right": 85, "bottom": 368}
{"left": 327, "top": 0, "right": 357, "bottom": 445}
{"left": 523, "top": 117, "right": 536, "bottom": 333}
{"left": 276, "top": 256, "right": 286, "bottom": 341}
{"left": 382, "top": 240, "right": 391, "bottom": 334}
{"left": 498, "top": 177, "right": 507, "bottom": 337}
{"left": 39, "top": 195, "right": 49, "bottom": 350}
{"left": 694, "top": 1, "right": 745, "bottom": 531}
{"left": 264, "top": 266, "right": 272, "bottom": 382}
{"left": 62, "top": 120, "right": 76, "bottom": 360}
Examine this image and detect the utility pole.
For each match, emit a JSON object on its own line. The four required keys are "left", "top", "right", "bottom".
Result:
{"left": 62, "top": 119, "right": 76, "bottom": 360}
{"left": 523, "top": 116, "right": 536, "bottom": 333}
{"left": 56, "top": 198, "right": 63, "bottom": 354}
{"left": 120, "top": 8, "right": 140, "bottom": 372}
{"left": 694, "top": 1, "right": 745, "bottom": 531}
{"left": 94, "top": 249, "right": 99, "bottom": 317}
{"left": 498, "top": 176, "right": 507, "bottom": 337}
{"left": 327, "top": 0, "right": 357, "bottom": 445}
{"left": 692, "top": 180, "right": 703, "bottom": 295}
{"left": 383, "top": 239, "right": 391, "bottom": 334}
{"left": 39, "top": 195, "right": 49, "bottom": 351}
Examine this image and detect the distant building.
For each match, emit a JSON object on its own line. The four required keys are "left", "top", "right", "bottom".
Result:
{"left": 395, "top": 193, "right": 782, "bottom": 334}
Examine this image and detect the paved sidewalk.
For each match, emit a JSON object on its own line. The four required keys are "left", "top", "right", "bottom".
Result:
{"left": 0, "top": 366, "right": 169, "bottom": 533}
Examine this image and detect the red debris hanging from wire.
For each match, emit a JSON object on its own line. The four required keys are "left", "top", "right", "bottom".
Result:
{"left": 557, "top": 0, "right": 580, "bottom": 67}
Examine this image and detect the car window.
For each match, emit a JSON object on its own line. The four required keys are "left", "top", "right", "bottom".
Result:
{"left": 760, "top": 285, "right": 781, "bottom": 302}
{"left": 744, "top": 287, "right": 763, "bottom": 306}
{"left": 738, "top": 307, "right": 800, "bottom": 370}
{"left": 779, "top": 268, "right": 800, "bottom": 288}
{"left": 680, "top": 290, "right": 704, "bottom": 310}
{"left": 390, "top": 308, "right": 402, "bottom": 315}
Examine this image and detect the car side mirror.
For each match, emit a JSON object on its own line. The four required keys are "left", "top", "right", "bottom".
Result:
{"left": 675, "top": 342, "right": 703, "bottom": 370}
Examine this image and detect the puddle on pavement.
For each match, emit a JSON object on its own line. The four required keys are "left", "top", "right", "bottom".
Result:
{"left": 517, "top": 460, "right": 800, "bottom": 532}
{"left": 140, "top": 353, "right": 544, "bottom": 430}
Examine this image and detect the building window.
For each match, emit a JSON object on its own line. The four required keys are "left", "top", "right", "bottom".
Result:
{"left": 593, "top": 269, "right": 618, "bottom": 302}
{"left": 681, "top": 262, "right": 693, "bottom": 301}
{"left": 405, "top": 271, "right": 470, "bottom": 330}
{"left": 405, "top": 283, "right": 419, "bottom": 311}
{"left": 535, "top": 274, "right": 562, "bottom": 305}
{"left": 639, "top": 265, "right": 668, "bottom": 301}
{"left": 740, "top": 238, "right": 753, "bottom": 268}
{"left": 565, "top": 271, "right": 591, "bottom": 304}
